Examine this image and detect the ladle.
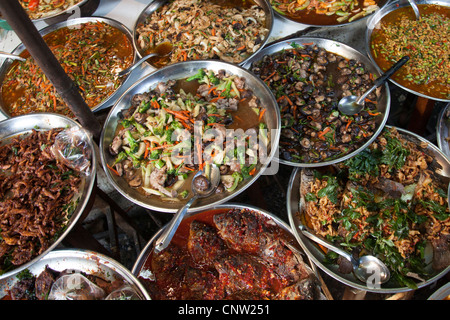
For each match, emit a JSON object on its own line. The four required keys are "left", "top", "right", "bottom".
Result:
{"left": 338, "top": 56, "right": 409, "bottom": 115}
{"left": 118, "top": 42, "right": 172, "bottom": 76}
{"left": 408, "top": 0, "right": 421, "bottom": 20}
{"left": 0, "top": 51, "right": 25, "bottom": 62}
{"left": 153, "top": 164, "right": 220, "bottom": 253}
{"left": 298, "top": 225, "right": 391, "bottom": 285}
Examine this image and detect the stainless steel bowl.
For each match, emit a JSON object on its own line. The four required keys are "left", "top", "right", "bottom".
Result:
{"left": 0, "top": 249, "right": 151, "bottom": 300}
{"left": 365, "top": 0, "right": 450, "bottom": 102}
{"left": 132, "top": 203, "right": 324, "bottom": 299}
{"left": 100, "top": 60, "right": 280, "bottom": 213}
{"left": 0, "top": 16, "right": 136, "bottom": 118}
{"left": 0, "top": 113, "right": 97, "bottom": 280}
{"left": 241, "top": 37, "right": 390, "bottom": 168}
{"left": 436, "top": 102, "right": 450, "bottom": 158}
{"left": 132, "top": 0, "right": 274, "bottom": 69}
{"left": 287, "top": 126, "right": 450, "bottom": 293}
{"left": 272, "top": 0, "right": 389, "bottom": 27}
{"left": 0, "top": 0, "right": 89, "bottom": 26}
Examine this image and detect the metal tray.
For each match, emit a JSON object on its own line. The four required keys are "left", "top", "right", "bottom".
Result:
{"left": 0, "top": 113, "right": 97, "bottom": 280}
{"left": 365, "top": 0, "right": 450, "bottom": 102}
{"left": 100, "top": 59, "right": 281, "bottom": 213}
{"left": 0, "top": 249, "right": 150, "bottom": 300}
{"left": 286, "top": 126, "right": 450, "bottom": 293}
{"left": 132, "top": 203, "right": 325, "bottom": 299}
{"left": 0, "top": 16, "right": 136, "bottom": 119}
{"left": 241, "top": 36, "right": 390, "bottom": 168}
{"left": 131, "top": 0, "right": 274, "bottom": 68}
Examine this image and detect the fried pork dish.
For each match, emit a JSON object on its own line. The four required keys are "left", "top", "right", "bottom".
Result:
{"left": 0, "top": 129, "right": 82, "bottom": 275}
{"left": 139, "top": 208, "right": 321, "bottom": 300}
{"left": 299, "top": 127, "right": 450, "bottom": 288}
{"left": 249, "top": 43, "right": 381, "bottom": 164}
{"left": 135, "top": 0, "right": 269, "bottom": 67}
{"left": 1, "top": 21, "right": 134, "bottom": 118}
{"left": 108, "top": 68, "right": 269, "bottom": 202}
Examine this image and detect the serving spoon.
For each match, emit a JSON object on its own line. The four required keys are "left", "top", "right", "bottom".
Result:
{"left": 153, "top": 164, "right": 220, "bottom": 253}
{"left": 408, "top": 0, "right": 421, "bottom": 20}
{"left": 338, "top": 56, "right": 410, "bottom": 115}
{"left": 118, "top": 42, "right": 172, "bottom": 77}
{"left": 0, "top": 51, "right": 25, "bottom": 62}
{"left": 298, "top": 225, "right": 391, "bottom": 285}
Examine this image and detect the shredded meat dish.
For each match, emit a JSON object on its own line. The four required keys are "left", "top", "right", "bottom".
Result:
{"left": 300, "top": 127, "right": 450, "bottom": 288}
{"left": 16, "top": 0, "right": 84, "bottom": 20}
{"left": 249, "top": 42, "right": 381, "bottom": 164}
{"left": 0, "top": 129, "right": 82, "bottom": 275}
{"left": 135, "top": 0, "right": 269, "bottom": 67}
{"left": 138, "top": 208, "right": 321, "bottom": 300}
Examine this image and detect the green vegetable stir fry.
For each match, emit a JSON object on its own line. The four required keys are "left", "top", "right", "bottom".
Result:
{"left": 108, "top": 68, "right": 269, "bottom": 202}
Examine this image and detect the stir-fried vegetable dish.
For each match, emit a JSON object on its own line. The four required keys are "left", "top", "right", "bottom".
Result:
{"left": 135, "top": 0, "right": 269, "bottom": 68}
{"left": 16, "top": 0, "right": 84, "bottom": 20}
{"left": 370, "top": 4, "right": 450, "bottom": 100}
{"left": 300, "top": 127, "right": 450, "bottom": 288}
{"left": 108, "top": 68, "right": 269, "bottom": 202}
{"left": 271, "top": 0, "right": 380, "bottom": 25}
{"left": 249, "top": 42, "right": 381, "bottom": 164}
{"left": 1, "top": 21, "right": 134, "bottom": 118}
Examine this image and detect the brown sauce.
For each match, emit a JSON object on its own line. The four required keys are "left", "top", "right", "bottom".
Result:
{"left": 370, "top": 4, "right": 450, "bottom": 100}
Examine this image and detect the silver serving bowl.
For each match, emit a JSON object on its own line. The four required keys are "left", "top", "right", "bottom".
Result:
{"left": 0, "top": 249, "right": 151, "bottom": 300}
{"left": 100, "top": 60, "right": 280, "bottom": 213}
{"left": 365, "top": 0, "right": 450, "bottom": 102}
{"left": 0, "top": 0, "right": 89, "bottom": 27}
{"left": 271, "top": 0, "right": 388, "bottom": 27}
{"left": 428, "top": 282, "right": 450, "bottom": 300}
{"left": 241, "top": 37, "right": 390, "bottom": 168}
{"left": 132, "top": 0, "right": 274, "bottom": 69}
{"left": 287, "top": 126, "right": 450, "bottom": 293}
{"left": 132, "top": 203, "right": 324, "bottom": 299}
{"left": 436, "top": 102, "right": 450, "bottom": 158}
{"left": 0, "top": 113, "right": 97, "bottom": 280}
{"left": 0, "top": 16, "right": 136, "bottom": 119}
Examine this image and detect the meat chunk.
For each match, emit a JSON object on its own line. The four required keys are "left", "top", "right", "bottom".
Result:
{"left": 275, "top": 276, "right": 321, "bottom": 300}
{"left": 187, "top": 221, "right": 227, "bottom": 267}
{"left": 35, "top": 266, "right": 58, "bottom": 300}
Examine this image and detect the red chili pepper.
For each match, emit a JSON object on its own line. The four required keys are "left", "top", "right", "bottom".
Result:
{"left": 28, "top": 0, "right": 40, "bottom": 11}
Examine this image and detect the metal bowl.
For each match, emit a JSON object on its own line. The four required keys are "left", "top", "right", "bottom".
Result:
{"left": 131, "top": 0, "right": 274, "bottom": 69}
{"left": 271, "top": 0, "right": 389, "bottom": 27}
{"left": 100, "top": 60, "right": 280, "bottom": 213}
{"left": 428, "top": 282, "right": 450, "bottom": 300}
{"left": 0, "top": 16, "right": 136, "bottom": 119}
{"left": 132, "top": 203, "right": 324, "bottom": 299}
{"left": 287, "top": 126, "right": 450, "bottom": 293}
{"left": 365, "top": 0, "right": 450, "bottom": 102}
{"left": 0, "top": 113, "right": 97, "bottom": 280}
{"left": 436, "top": 102, "right": 450, "bottom": 158}
{"left": 241, "top": 37, "right": 390, "bottom": 168}
{"left": 0, "top": 0, "right": 89, "bottom": 27}
{"left": 0, "top": 249, "right": 151, "bottom": 300}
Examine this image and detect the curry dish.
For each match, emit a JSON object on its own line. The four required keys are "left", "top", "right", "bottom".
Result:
{"left": 370, "top": 4, "right": 450, "bottom": 100}
{"left": 1, "top": 21, "right": 134, "bottom": 118}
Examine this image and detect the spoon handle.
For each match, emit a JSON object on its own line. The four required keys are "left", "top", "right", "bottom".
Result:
{"left": 118, "top": 52, "right": 158, "bottom": 77}
{"left": 153, "top": 195, "right": 199, "bottom": 253}
{"left": 356, "top": 56, "right": 409, "bottom": 105}
{"left": 0, "top": 51, "right": 25, "bottom": 62}
{"left": 298, "top": 225, "right": 354, "bottom": 263}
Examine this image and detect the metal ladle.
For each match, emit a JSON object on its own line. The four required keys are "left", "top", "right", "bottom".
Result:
{"left": 0, "top": 51, "right": 25, "bottom": 62}
{"left": 298, "top": 225, "right": 391, "bottom": 285}
{"left": 118, "top": 42, "right": 172, "bottom": 76}
{"left": 408, "top": 0, "right": 421, "bottom": 20}
{"left": 338, "top": 56, "right": 410, "bottom": 115}
{"left": 153, "top": 164, "right": 220, "bottom": 253}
